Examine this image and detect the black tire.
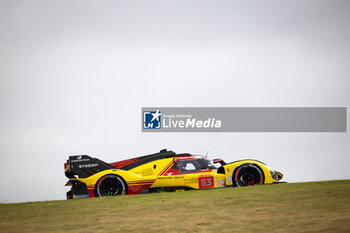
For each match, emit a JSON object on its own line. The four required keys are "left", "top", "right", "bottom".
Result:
{"left": 95, "top": 174, "right": 127, "bottom": 197}
{"left": 233, "top": 164, "right": 264, "bottom": 187}
{"left": 66, "top": 191, "right": 73, "bottom": 199}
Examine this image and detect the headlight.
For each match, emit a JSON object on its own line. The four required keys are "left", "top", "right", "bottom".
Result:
{"left": 270, "top": 169, "right": 279, "bottom": 180}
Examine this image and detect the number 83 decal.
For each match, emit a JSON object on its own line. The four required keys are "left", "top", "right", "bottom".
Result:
{"left": 199, "top": 177, "right": 214, "bottom": 188}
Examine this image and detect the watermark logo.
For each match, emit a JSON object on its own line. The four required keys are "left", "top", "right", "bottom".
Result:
{"left": 141, "top": 107, "right": 346, "bottom": 132}
{"left": 143, "top": 110, "right": 162, "bottom": 129}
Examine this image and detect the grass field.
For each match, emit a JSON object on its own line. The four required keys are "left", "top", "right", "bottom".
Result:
{"left": 1, "top": 180, "right": 350, "bottom": 233}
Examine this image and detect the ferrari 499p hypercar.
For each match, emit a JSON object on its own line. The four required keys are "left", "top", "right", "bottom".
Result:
{"left": 64, "top": 149, "right": 283, "bottom": 199}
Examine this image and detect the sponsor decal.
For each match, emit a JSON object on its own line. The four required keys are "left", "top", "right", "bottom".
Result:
{"left": 73, "top": 194, "right": 89, "bottom": 198}
{"left": 227, "top": 176, "right": 232, "bottom": 184}
{"left": 78, "top": 164, "right": 98, "bottom": 169}
{"left": 142, "top": 168, "right": 153, "bottom": 176}
{"left": 71, "top": 158, "right": 90, "bottom": 162}
{"left": 218, "top": 180, "right": 226, "bottom": 187}
{"left": 157, "top": 176, "right": 184, "bottom": 179}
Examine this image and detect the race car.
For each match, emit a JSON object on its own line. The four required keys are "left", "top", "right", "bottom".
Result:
{"left": 64, "top": 149, "right": 283, "bottom": 199}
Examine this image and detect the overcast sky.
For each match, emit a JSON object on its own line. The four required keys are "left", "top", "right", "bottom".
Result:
{"left": 0, "top": 0, "right": 349, "bottom": 203}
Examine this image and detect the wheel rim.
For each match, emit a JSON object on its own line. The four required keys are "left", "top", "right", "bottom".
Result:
{"left": 234, "top": 165, "right": 263, "bottom": 186}
{"left": 96, "top": 175, "right": 126, "bottom": 197}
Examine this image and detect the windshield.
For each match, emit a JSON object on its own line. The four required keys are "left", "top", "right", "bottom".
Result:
{"left": 173, "top": 158, "right": 217, "bottom": 173}
{"left": 197, "top": 158, "right": 217, "bottom": 170}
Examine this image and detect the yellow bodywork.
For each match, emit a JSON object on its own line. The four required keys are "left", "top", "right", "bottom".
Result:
{"left": 221, "top": 160, "right": 283, "bottom": 186}
{"left": 68, "top": 157, "right": 282, "bottom": 196}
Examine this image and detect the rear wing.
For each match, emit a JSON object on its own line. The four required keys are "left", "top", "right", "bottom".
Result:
{"left": 65, "top": 155, "right": 115, "bottom": 179}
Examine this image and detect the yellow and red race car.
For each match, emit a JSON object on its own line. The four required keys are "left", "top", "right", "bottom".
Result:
{"left": 64, "top": 149, "right": 283, "bottom": 199}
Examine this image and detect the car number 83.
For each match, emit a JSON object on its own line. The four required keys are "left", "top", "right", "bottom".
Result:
{"left": 199, "top": 177, "right": 214, "bottom": 188}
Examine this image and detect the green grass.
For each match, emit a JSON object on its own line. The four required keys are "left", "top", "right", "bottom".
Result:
{"left": 1, "top": 180, "right": 350, "bottom": 233}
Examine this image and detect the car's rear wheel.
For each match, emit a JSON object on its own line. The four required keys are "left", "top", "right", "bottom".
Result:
{"left": 233, "top": 164, "right": 264, "bottom": 187}
{"left": 95, "top": 174, "right": 127, "bottom": 197}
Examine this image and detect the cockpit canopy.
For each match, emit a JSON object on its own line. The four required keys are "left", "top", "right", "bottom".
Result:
{"left": 173, "top": 157, "right": 217, "bottom": 173}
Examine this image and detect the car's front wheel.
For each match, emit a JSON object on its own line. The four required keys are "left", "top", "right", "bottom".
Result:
{"left": 233, "top": 164, "right": 264, "bottom": 187}
{"left": 95, "top": 174, "right": 127, "bottom": 197}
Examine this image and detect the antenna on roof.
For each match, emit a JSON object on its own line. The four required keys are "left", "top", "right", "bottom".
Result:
{"left": 205, "top": 150, "right": 209, "bottom": 158}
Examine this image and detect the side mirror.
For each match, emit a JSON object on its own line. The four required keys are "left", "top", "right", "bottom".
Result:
{"left": 213, "top": 158, "right": 226, "bottom": 165}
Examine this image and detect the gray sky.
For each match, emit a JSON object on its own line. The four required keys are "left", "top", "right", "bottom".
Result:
{"left": 0, "top": 0, "right": 349, "bottom": 203}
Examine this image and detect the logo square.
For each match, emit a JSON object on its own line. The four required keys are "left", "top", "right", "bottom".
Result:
{"left": 143, "top": 110, "right": 161, "bottom": 129}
